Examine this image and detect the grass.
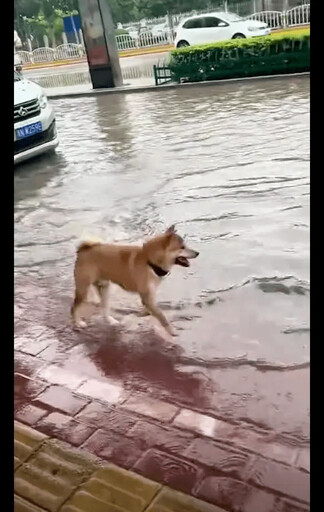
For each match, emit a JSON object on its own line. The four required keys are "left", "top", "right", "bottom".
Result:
{"left": 272, "top": 26, "right": 310, "bottom": 38}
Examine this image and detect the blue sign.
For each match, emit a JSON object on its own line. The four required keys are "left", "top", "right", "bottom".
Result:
{"left": 63, "top": 15, "right": 81, "bottom": 34}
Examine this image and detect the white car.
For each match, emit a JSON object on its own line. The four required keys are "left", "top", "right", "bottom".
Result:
{"left": 174, "top": 11, "right": 270, "bottom": 48}
{"left": 14, "top": 71, "right": 59, "bottom": 165}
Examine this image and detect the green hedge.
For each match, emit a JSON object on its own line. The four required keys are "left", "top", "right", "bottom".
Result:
{"left": 169, "top": 33, "right": 310, "bottom": 83}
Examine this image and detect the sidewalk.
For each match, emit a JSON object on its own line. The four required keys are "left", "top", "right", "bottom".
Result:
{"left": 14, "top": 324, "right": 309, "bottom": 512}
{"left": 45, "top": 72, "right": 310, "bottom": 100}
{"left": 45, "top": 76, "right": 156, "bottom": 98}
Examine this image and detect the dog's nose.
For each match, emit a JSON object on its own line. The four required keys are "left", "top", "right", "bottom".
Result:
{"left": 195, "top": 251, "right": 199, "bottom": 257}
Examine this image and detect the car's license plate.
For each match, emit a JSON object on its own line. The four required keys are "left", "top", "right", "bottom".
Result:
{"left": 16, "top": 122, "right": 42, "bottom": 140}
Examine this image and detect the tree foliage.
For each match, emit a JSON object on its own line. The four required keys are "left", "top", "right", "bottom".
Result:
{"left": 108, "top": 0, "right": 224, "bottom": 22}
{"left": 15, "top": 0, "right": 79, "bottom": 46}
{"left": 14, "top": 0, "right": 226, "bottom": 43}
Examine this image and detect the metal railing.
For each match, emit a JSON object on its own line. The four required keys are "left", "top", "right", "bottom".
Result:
{"left": 247, "top": 4, "right": 310, "bottom": 28}
{"left": 25, "top": 61, "right": 159, "bottom": 90}
{"left": 32, "top": 47, "right": 55, "bottom": 63}
{"left": 16, "top": 50, "right": 33, "bottom": 65}
{"left": 116, "top": 31, "right": 172, "bottom": 51}
{"left": 286, "top": 4, "right": 310, "bottom": 26}
{"left": 16, "top": 43, "right": 85, "bottom": 65}
{"left": 248, "top": 10, "right": 283, "bottom": 28}
{"left": 55, "top": 43, "right": 85, "bottom": 60}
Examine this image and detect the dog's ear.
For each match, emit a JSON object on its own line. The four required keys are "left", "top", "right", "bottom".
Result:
{"left": 166, "top": 224, "right": 176, "bottom": 234}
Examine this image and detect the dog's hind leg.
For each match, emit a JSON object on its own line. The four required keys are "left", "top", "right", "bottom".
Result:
{"left": 71, "top": 274, "right": 91, "bottom": 328}
{"left": 98, "top": 282, "right": 119, "bottom": 325}
{"left": 87, "top": 284, "right": 101, "bottom": 304}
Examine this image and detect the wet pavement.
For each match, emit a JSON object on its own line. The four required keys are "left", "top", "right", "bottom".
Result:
{"left": 14, "top": 75, "right": 310, "bottom": 511}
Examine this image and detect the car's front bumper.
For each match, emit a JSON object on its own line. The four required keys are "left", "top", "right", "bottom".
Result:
{"left": 14, "top": 131, "right": 59, "bottom": 164}
{"left": 14, "top": 103, "right": 59, "bottom": 165}
{"left": 252, "top": 28, "right": 271, "bottom": 37}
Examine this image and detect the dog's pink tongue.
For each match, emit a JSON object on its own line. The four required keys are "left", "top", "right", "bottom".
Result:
{"left": 175, "top": 256, "right": 190, "bottom": 267}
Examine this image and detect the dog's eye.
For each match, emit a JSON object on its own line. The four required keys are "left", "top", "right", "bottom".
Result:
{"left": 181, "top": 245, "right": 185, "bottom": 249}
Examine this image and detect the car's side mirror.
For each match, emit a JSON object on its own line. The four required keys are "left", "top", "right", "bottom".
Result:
{"left": 218, "top": 22, "right": 227, "bottom": 27}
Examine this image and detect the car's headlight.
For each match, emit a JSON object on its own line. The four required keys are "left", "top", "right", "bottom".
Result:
{"left": 39, "top": 93, "right": 48, "bottom": 109}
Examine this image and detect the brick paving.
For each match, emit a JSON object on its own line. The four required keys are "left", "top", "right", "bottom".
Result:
{"left": 13, "top": 293, "right": 310, "bottom": 512}
{"left": 14, "top": 355, "right": 310, "bottom": 512}
{"left": 14, "top": 421, "right": 226, "bottom": 512}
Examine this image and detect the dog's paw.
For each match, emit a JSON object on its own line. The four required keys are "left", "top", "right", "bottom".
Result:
{"left": 138, "top": 307, "right": 150, "bottom": 317}
{"left": 106, "top": 315, "right": 120, "bottom": 326}
{"left": 165, "top": 325, "right": 175, "bottom": 337}
{"left": 73, "top": 319, "right": 87, "bottom": 329}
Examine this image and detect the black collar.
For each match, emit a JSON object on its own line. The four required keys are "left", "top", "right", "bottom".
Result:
{"left": 147, "top": 261, "right": 169, "bottom": 277}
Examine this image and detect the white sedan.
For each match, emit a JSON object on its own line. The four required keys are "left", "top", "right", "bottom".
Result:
{"left": 14, "top": 71, "right": 59, "bottom": 165}
{"left": 174, "top": 12, "right": 270, "bottom": 48}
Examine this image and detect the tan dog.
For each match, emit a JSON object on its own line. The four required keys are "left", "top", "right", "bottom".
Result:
{"left": 71, "top": 225, "right": 199, "bottom": 336}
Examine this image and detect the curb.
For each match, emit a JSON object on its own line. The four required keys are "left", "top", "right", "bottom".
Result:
{"left": 22, "top": 58, "right": 87, "bottom": 70}
{"left": 14, "top": 420, "right": 225, "bottom": 512}
{"left": 47, "top": 71, "right": 310, "bottom": 100}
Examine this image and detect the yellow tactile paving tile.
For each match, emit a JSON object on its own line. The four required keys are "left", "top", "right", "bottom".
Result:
{"left": 14, "top": 421, "right": 48, "bottom": 468}
{"left": 15, "top": 437, "right": 99, "bottom": 512}
{"left": 61, "top": 464, "right": 161, "bottom": 512}
{"left": 15, "top": 494, "right": 47, "bottom": 512}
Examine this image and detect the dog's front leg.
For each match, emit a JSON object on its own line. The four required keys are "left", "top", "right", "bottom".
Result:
{"left": 140, "top": 292, "right": 174, "bottom": 336}
{"left": 99, "top": 282, "right": 119, "bottom": 325}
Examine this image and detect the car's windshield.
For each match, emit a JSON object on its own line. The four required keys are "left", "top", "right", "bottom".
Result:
{"left": 222, "top": 13, "right": 243, "bottom": 22}
{"left": 14, "top": 70, "right": 21, "bottom": 81}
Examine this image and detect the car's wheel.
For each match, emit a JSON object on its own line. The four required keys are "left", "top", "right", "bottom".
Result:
{"left": 232, "top": 33, "right": 246, "bottom": 39}
{"left": 177, "top": 40, "right": 189, "bottom": 48}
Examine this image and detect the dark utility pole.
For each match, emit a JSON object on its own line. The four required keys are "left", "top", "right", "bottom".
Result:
{"left": 78, "top": 0, "right": 123, "bottom": 88}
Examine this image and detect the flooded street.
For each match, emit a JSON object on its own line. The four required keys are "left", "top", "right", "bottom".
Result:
{"left": 15, "top": 76, "right": 310, "bottom": 450}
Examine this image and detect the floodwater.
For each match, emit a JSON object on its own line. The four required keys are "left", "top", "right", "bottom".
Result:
{"left": 14, "top": 76, "right": 310, "bottom": 443}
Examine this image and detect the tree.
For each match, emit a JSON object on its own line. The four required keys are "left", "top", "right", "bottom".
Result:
{"left": 15, "top": 0, "right": 42, "bottom": 19}
{"left": 106, "top": 0, "right": 139, "bottom": 24}
{"left": 15, "top": 0, "right": 79, "bottom": 47}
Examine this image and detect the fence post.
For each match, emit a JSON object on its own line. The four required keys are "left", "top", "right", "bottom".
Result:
{"left": 167, "top": 12, "right": 174, "bottom": 42}
{"left": 78, "top": 29, "right": 84, "bottom": 48}
{"left": 283, "top": 0, "right": 289, "bottom": 27}
{"left": 153, "top": 64, "right": 158, "bottom": 86}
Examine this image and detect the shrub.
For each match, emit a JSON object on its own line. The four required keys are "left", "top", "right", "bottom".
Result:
{"left": 169, "top": 33, "right": 310, "bottom": 83}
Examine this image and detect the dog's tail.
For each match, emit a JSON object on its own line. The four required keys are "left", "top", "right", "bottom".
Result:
{"left": 76, "top": 237, "right": 103, "bottom": 253}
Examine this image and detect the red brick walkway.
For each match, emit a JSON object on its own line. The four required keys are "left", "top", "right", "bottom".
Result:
{"left": 14, "top": 318, "right": 310, "bottom": 512}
